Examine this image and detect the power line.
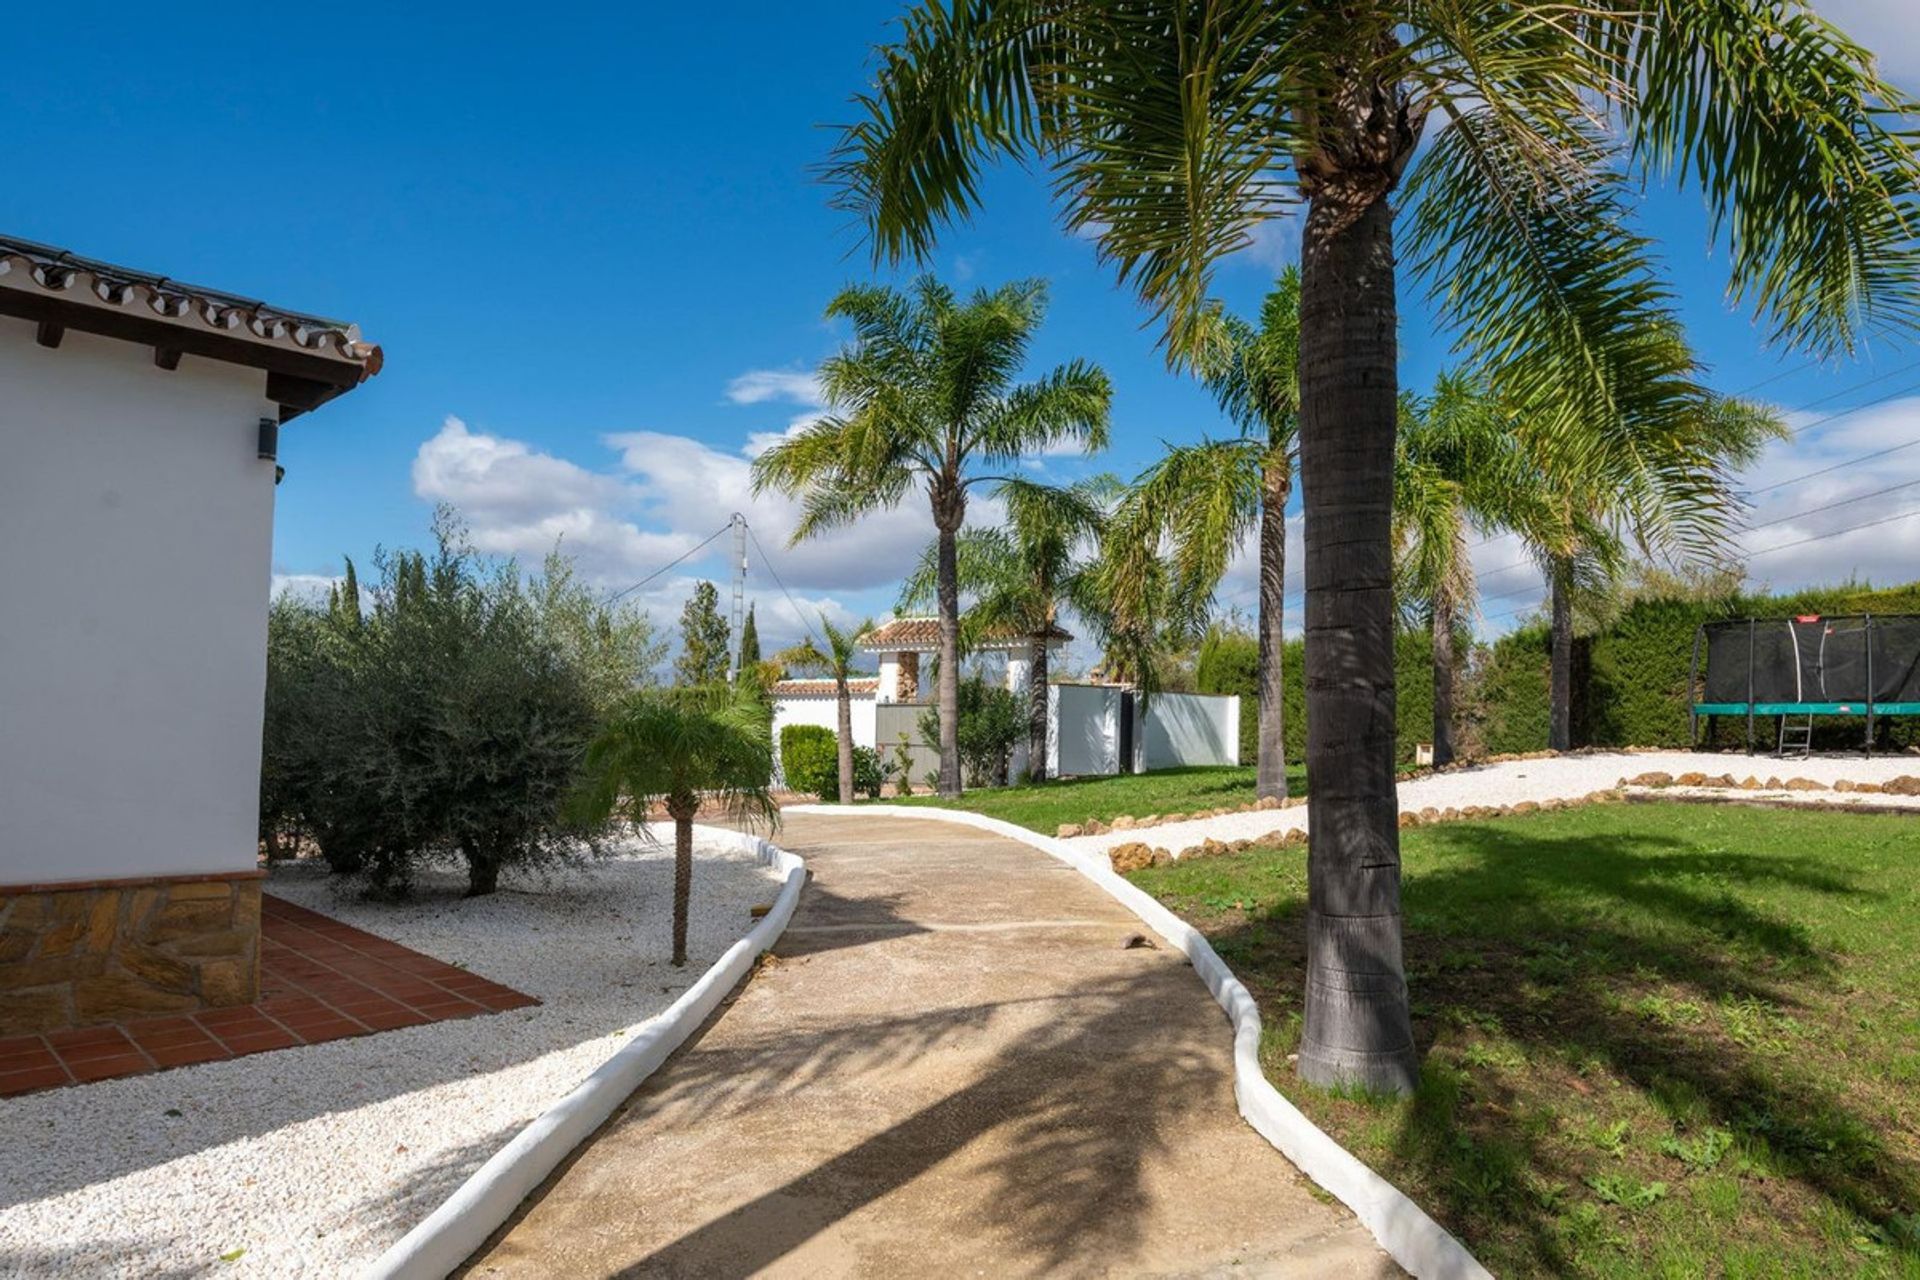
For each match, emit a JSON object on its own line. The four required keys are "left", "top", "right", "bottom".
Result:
{"left": 743, "top": 520, "right": 830, "bottom": 653}
{"left": 1478, "top": 505, "right": 1920, "bottom": 624}
{"left": 603, "top": 521, "right": 733, "bottom": 605}
{"left": 1746, "top": 433, "right": 1920, "bottom": 497}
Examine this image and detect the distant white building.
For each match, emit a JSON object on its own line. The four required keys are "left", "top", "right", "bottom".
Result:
{"left": 0, "top": 235, "right": 379, "bottom": 1035}
{"left": 769, "top": 616, "right": 1240, "bottom": 785}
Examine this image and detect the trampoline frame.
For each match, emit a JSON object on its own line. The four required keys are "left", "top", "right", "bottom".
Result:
{"left": 1687, "top": 613, "right": 1920, "bottom": 756}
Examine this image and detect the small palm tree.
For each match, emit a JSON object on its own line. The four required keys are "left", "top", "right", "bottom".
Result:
{"left": 778, "top": 615, "right": 874, "bottom": 804}
{"left": 1119, "top": 271, "right": 1300, "bottom": 799}
{"left": 1393, "top": 374, "right": 1548, "bottom": 766}
{"left": 1515, "top": 372, "right": 1786, "bottom": 751}
{"left": 901, "top": 478, "right": 1107, "bottom": 783}
{"left": 573, "top": 688, "right": 776, "bottom": 966}
{"left": 753, "top": 278, "right": 1111, "bottom": 797}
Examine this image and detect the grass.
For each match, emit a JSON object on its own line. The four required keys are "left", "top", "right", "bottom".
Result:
{"left": 1128, "top": 803, "right": 1920, "bottom": 1279}
{"left": 879, "top": 764, "right": 1305, "bottom": 833}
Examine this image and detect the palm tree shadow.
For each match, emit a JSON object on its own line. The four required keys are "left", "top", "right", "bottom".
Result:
{"left": 1190, "top": 820, "right": 1917, "bottom": 1274}
{"left": 470, "top": 965, "right": 1242, "bottom": 1278}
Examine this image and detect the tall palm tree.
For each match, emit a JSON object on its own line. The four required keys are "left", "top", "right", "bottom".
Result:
{"left": 753, "top": 278, "right": 1111, "bottom": 797}
{"left": 573, "top": 687, "right": 775, "bottom": 966}
{"left": 778, "top": 614, "right": 874, "bottom": 804}
{"left": 1121, "top": 270, "right": 1300, "bottom": 799}
{"left": 901, "top": 478, "right": 1107, "bottom": 782}
{"left": 828, "top": 3, "right": 1919, "bottom": 1092}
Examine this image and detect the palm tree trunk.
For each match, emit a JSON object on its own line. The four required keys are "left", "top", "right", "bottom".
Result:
{"left": 1295, "top": 189, "right": 1419, "bottom": 1095}
{"left": 934, "top": 498, "right": 964, "bottom": 798}
{"left": 1549, "top": 558, "right": 1573, "bottom": 752}
{"left": 1027, "top": 635, "right": 1049, "bottom": 784}
{"left": 836, "top": 678, "right": 855, "bottom": 805}
{"left": 1258, "top": 454, "right": 1291, "bottom": 799}
{"left": 1431, "top": 597, "right": 1455, "bottom": 767}
{"left": 669, "top": 798, "right": 695, "bottom": 967}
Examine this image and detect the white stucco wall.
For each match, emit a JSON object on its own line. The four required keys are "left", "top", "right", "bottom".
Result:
{"left": 1049, "top": 683, "right": 1122, "bottom": 778}
{"left": 0, "top": 319, "right": 279, "bottom": 885}
{"left": 770, "top": 693, "right": 877, "bottom": 786}
{"left": 1133, "top": 692, "right": 1241, "bottom": 772}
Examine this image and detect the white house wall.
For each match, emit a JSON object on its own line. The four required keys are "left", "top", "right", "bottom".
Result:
{"left": 0, "top": 319, "right": 279, "bottom": 884}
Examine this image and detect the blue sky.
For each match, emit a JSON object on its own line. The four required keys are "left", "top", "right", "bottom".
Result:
{"left": 7, "top": 1, "right": 1917, "bottom": 664}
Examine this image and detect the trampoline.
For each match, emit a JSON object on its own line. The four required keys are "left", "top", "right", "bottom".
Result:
{"left": 1689, "top": 614, "right": 1920, "bottom": 755}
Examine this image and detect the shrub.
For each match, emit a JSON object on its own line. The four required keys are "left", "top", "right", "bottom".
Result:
{"left": 260, "top": 509, "right": 663, "bottom": 896}
{"left": 920, "top": 674, "right": 1025, "bottom": 786}
{"left": 779, "top": 724, "right": 837, "bottom": 796}
{"left": 823, "top": 745, "right": 889, "bottom": 800}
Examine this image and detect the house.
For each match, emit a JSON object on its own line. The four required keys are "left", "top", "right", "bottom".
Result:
{"left": 769, "top": 615, "right": 1241, "bottom": 784}
{"left": 0, "top": 236, "right": 379, "bottom": 1035}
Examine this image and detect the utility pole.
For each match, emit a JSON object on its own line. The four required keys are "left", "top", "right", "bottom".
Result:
{"left": 726, "top": 513, "right": 747, "bottom": 684}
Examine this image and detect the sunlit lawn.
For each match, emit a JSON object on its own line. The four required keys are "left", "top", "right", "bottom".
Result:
{"left": 1130, "top": 803, "right": 1920, "bottom": 1279}
{"left": 882, "top": 764, "right": 1304, "bottom": 833}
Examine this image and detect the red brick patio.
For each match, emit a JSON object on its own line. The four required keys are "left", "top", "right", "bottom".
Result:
{"left": 0, "top": 895, "right": 537, "bottom": 1097}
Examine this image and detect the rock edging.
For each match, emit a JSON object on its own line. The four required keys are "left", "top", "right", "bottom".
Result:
{"left": 363, "top": 825, "right": 808, "bottom": 1280}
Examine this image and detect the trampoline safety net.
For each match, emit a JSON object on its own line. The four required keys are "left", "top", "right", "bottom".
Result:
{"left": 1695, "top": 615, "right": 1920, "bottom": 716}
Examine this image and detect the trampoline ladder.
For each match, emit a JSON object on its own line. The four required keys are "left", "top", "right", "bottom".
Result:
{"left": 1778, "top": 713, "right": 1814, "bottom": 759}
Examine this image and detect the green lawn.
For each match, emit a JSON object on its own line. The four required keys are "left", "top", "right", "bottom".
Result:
{"left": 880, "top": 764, "right": 1304, "bottom": 833}
{"left": 1130, "top": 803, "right": 1920, "bottom": 1279}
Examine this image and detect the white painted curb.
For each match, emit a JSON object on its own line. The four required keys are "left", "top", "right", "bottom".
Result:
{"left": 362, "top": 825, "right": 807, "bottom": 1280}
{"left": 788, "top": 804, "right": 1489, "bottom": 1280}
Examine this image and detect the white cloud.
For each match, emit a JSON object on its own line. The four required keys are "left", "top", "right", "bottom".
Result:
{"left": 1811, "top": 0, "right": 1919, "bottom": 86}
{"left": 270, "top": 572, "right": 342, "bottom": 604}
{"left": 724, "top": 368, "right": 824, "bottom": 408}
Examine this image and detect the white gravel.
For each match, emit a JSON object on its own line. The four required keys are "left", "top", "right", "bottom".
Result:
{"left": 0, "top": 833, "right": 782, "bottom": 1279}
{"left": 1068, "top": 750, "right": 1920, "bottom": 855}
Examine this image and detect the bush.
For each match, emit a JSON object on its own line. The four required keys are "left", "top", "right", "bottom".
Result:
{"left": 260, "top": 509, "right": 663, "bottom": 896}
{"left": 920, "top": 674, "right": 1025, "bottom": 786}
{"left": 823, "top": 745, "right": 888, "bottom": 800}
{"left": 779, "top": 724, "right": 837, "bottom": 796}
{"left": 1196, "top": 625, "right": 1260, "bottom": 763}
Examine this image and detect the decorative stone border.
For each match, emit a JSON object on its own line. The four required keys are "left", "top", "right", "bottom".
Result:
{"left": 363, "top": 825, "right": 808, "bottom": 1280}
{"left": 1057, "top": 745, "right": 1686, "bottom": 838}
{"left": 1106, "top": 789, "right": 1633, "bottom": 874}
{"left": 788, "top": 803, "right": 1489, "bottom": 1280}
{"left": 1618, "top": 769, "right": 1920, "bottom": 796}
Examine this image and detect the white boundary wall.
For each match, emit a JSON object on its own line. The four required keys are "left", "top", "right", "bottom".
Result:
{"left": 1133, "top": 692, "right": 1241, "bottom": 771}
{"left": 785, "top": 804, "right": 1489, "bottom": 1280}
{"left": 365, "top": 825, "right": 807, "bottom": 1279}
{"left": 1048, "top": 683, "right": 1122, "bottom": 777}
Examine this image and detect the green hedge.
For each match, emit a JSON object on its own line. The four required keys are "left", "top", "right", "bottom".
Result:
{"left": 778, "top": 724, "right": 836, "bottom": 795}
{"left": 1196, "top": 626, "right": 1460, "bottom": 768}
{"left": 1474, "top": 580, "right": 1920, "bottom": 752}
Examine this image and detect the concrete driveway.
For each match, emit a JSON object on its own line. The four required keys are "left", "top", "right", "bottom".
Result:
{"left": 461, "top": 812, "right": 1390, "bottom": 1279}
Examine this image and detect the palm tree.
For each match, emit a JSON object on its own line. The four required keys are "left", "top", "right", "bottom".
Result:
{"left": 901, "top": 478, "right": 1107, "bottom": 782}
{"left": 1521, "top": 387, "right": 1786, "bottom": 750}
{"left": 753, "top": 278, "right": 1111, "bottom": 797}
{"left": 778, "top": 614, "right": 874, "bottom": 804}
{"left": 828, "top": 4, "right": 1918, "bottom": 1093}
{"left": 1121, "top": 271, "right": 1300, "bottom": 799}
{"left": 1392, "top": 373, "right": 1552, "bottom": 766}
{"left": 573, "top": 687, "right": 775, "bottom": 966}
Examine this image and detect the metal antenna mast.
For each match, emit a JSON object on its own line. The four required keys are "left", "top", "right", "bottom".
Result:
{"left": 726, "top": 512, "right": 748, "bottom": 683}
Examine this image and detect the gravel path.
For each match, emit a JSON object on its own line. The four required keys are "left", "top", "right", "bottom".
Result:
{"left": 0, "top": 835, "right": 782, "bottom": 1279}
{"left": 1068, "top": 751, "right": 1920, "bottom": 855}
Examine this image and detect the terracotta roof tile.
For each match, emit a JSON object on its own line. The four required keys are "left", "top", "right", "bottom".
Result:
{"left": 0, "top": 235, "right": 380, "bottom": 375}
{"left": 770, "top": 677, "right": 880, "bottom": 696}
{"left": 859, "top": 616, "right": 1072, "bottom": 650}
